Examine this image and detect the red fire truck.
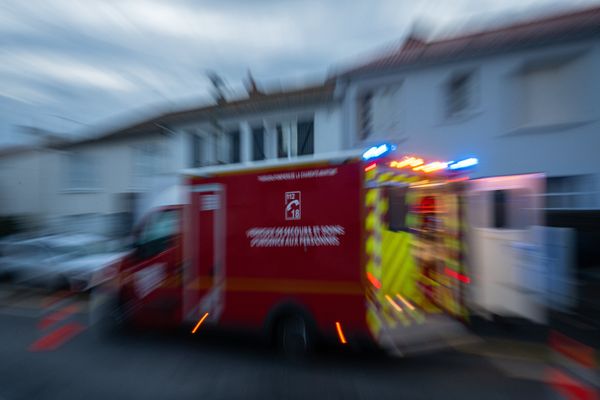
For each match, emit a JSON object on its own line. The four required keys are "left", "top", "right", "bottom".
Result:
{"left": 93, "top": 146, "right": 476, "bottom": 355}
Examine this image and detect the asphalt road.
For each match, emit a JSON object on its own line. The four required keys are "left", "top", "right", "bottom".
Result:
{"left": 0, "top": 285, "right": 552, "bottom": 400}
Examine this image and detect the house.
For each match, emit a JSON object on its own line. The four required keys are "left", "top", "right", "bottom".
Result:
{"left": 0, "top": 82, "right": 342, "bottom": 237}
{"left": 334, "top": 5, "right": 600, "bottom": 210}
{"left": 0, "top": 145, "right": 54, "bottom": 233}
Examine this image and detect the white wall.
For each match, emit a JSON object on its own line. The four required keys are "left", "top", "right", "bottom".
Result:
{"left": 0, "top": 149, "right": 45, "bottom": 215}
{"left": 180, "top": 102, "right": 343, "bottom": 165}
{"left": 342, "top": 39, "right": 600, "bottom": 202}
{"left": 314, "top": 104, "right": 342, "bottom": 153}
{"left": 30, "top": 133, "right": 178, "bottom": 228}
{"left": 0, "top": 98, "right": 343, "bottom": 230}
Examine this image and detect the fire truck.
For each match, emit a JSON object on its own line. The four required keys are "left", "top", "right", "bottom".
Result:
{"left": 93, "top": 145, "right": 477, "bottom": 355}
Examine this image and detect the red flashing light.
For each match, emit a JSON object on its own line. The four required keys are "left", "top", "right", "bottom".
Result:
{"left": 366, "top": 272, "right": 382, "bottom": 289}
{"left": 364, "top": 163, "right": 377, "bottom": 172}
{"left": 444, "top": 268, "right": 470, "bottom": 284}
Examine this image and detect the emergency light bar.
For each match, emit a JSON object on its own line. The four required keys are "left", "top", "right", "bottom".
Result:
{"left": 362, "top": 143, "right": 479, "bottom": 173}
{"left": 448, "top": 157, "right": 478, "bottom": 170}
{"left": 362, "top": 143, "right": 395, "bottom": 160}
{"left": 387, "top": 156, "right": 478, "bottom": 173}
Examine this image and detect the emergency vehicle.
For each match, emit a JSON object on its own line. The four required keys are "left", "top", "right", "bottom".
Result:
{"left": 93, "top": 145, "right": 477, "bottom": 355}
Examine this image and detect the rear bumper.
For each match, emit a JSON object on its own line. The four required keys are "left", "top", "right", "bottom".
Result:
{"left": 376, "top": 314, "right": 473, "bottom": 356}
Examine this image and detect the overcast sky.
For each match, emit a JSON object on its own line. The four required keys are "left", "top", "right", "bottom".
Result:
{"left": 1, "top": 0, "right": 599, "bottom": 144}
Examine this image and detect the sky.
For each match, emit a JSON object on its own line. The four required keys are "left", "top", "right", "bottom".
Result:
{"left": 1, "top": 0, "right": 599, "bottom": 145}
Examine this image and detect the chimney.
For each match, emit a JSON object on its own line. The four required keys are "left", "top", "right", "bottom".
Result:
{"left": 401, "top": 20, "right": 431, "bottom": 51}
{"left": 245, "top": 70, "right": 263, "bottom": 97}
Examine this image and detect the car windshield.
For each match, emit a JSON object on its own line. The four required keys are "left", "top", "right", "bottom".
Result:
{"left": 46, "top": 240, "right": 115, "bottom": 259}
{"left": 4, "top": 243, "right": 49, "bottom": 259}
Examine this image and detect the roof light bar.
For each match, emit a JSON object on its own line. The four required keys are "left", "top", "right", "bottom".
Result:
{"left": 449, "top": 157, "right": 478, "bottom": 170}
{"left": 362, "top": 143, "right": 395, "bottom": 160}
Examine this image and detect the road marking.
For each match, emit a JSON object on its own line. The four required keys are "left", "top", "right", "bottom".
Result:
{"left": 29, "top": 322, "right": 86, "bottom": 352}
{"left": 37, "top": 304, "right": 80, "bottom": 331}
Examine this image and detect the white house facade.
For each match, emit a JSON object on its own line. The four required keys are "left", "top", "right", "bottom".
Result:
{"left": 0, "top": 83, "right": 343, "bottom": 236}
{"left": 335, "top": 6, "right": 600, "bottom": 210}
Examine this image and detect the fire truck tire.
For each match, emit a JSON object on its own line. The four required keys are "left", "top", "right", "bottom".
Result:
{"left": 276, "top": 314, "right": 312, "bottom": 359}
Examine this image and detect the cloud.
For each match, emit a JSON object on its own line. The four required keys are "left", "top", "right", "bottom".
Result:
{"left": 0, "top": 0, "right": 599, "bottom": 144}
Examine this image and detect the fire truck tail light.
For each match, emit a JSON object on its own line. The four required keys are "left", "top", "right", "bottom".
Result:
{"left": 444, "top": 268, "right": 470, "bottom": 284}
{"left": 335, "top": 322, "right": 347, "bottom": 344}
{"left": 366, "top": 272, "right": 381, "bottom": 289}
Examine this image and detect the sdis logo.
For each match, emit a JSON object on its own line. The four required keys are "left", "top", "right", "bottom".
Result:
{"left": 285, "top": 191, "right": 301, "bottom": 220}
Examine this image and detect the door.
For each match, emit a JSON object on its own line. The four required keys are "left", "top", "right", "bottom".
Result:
{"left": 467, "top": 173, "right": 545, "bottom": 322}
{"left": 130, "top": 208, "right": 181, "bottom": 323}
{"left": 183, "top": 184, "right": 225, "bottom": 324}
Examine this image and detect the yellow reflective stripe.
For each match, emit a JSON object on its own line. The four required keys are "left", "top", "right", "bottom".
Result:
{"left": 365, "top": 169, "right": 377, "bottom": 181}
{"left": 365, "top": 189, "right": 378, "bottom": 206}
{"left": 365, "top": 211, "right": 377, "bottom": 232}
{"left": 377, "top": 172, "right": 393, "bottom": 183}
{"left": 378, "top": 197, "right": 389, "bottom": 216}
{"left": 365, "top": 236, "right": 376, "bottom": 256}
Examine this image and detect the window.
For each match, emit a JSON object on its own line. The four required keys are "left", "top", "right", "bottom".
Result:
{"left": 372, "top": 86, "right": 402, "bottom": 136}
{"left": 489, "top": 189, "right": 536, "bottom": 229}
{"left": 277, "top": 123, "right": 291, "bottom": 158}
{"left": 251, "top": 127, "right": 265, "bottom": 161}
{"left": 65, "top": 152, "right": 99, "bottom": 190}
{"left": 296, "top": 120, "right": 314, "bottom": 156}
{"left": 7, "top": 244, "right": 49, "bottom": 260}
{"left": 359, "top": 92, "right": 373, "bottom": 139}
{"left": 276, "top": 119, "right": 314, "bottom": 159}
{"left": 191, "top": 134, "right": 203, "bottom": 168}
{"left": 228, "top": 130, "right": 241, "bottom": 164}
{"left": 492, "top": 190, "right": 508, "bottom": 229}
{"left": 545, "top": 175, "right": 596, "bottom": 209}
{"left": 133, "top": 143, "right": 164, "bottom": 189}
{"left": 445, "top": 71, "right": 476, "bottom": 118}
{"left": 137, "top": 209, "right": 180, "bottom": 259}
{"left": 385, "top": 185, "right": 409, "bottom": 232}
{"left": 515, "top": 55, "right": 587, "bottom": 128}
{"left": 216, "top": 130, "right": 241, "bottom": 164}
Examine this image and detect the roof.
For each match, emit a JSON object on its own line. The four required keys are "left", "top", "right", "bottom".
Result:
{"left": 58, "top": 82, "right": 335, "bottom": 148}
{"left": 340, "top": 5, "right": 600, "bottom": 78}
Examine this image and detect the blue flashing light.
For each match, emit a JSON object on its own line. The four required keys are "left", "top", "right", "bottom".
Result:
{"left": 449, "top": 157, "right": 478, "bottom": 170}
{"left": 362, "top": 143, "right": 395, "bottom": 160}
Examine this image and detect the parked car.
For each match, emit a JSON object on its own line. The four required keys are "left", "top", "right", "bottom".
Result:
{"left": 0, "top": 234, "right": 126, "bottom": 291}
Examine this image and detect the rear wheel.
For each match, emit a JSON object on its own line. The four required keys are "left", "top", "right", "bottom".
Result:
{"left": 276, "top": 315, "right": 312, "bottom": 360}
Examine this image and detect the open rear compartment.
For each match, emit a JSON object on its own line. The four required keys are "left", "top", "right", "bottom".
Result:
{"left": 363, "top": 156, "right": 472, "bottom": 355}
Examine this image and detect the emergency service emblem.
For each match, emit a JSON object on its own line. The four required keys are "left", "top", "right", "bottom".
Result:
{"left": 285, "top": 191, "right": 301, "bottom": 220}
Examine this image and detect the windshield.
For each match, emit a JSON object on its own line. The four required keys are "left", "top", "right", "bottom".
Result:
{"left": 47, "top": 240, "right": 120, "bottom": 259}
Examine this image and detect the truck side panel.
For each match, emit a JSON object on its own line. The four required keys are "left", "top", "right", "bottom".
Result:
{"left": 186, "top": 161, "right": 368, "bottom": 339}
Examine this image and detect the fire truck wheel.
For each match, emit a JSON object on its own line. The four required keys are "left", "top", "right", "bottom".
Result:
{"left": 277, "top": 314, "right": 311, "bottom": 359}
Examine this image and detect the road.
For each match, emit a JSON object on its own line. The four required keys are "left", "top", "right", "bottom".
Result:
{"left": 0, "top": 285, "right": 552, "bottom": 400}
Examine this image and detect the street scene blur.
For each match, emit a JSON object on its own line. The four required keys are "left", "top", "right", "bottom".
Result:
{"left": 1, "top": 1, "right": 600, "bottom": 399}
